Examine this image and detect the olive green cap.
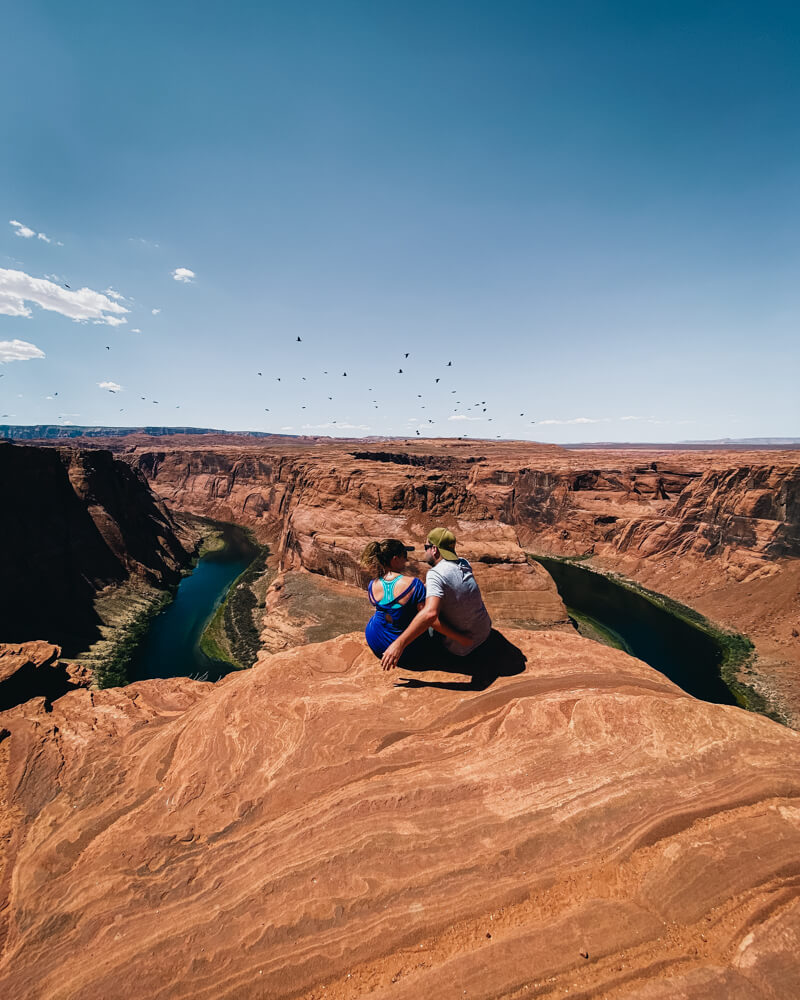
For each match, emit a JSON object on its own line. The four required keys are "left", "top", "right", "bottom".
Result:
{"left": 426, "top": 527, "right": 458, "bottom": 560}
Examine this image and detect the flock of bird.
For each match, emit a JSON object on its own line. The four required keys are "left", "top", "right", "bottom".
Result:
{"left": 3, "top": 323, "right": 537, "bottom": 437}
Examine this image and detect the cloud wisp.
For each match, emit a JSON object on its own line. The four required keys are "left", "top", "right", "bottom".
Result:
{"left": 448, "top": 414, "right": 483, "bottom": 421}
{"left": 0, "top": 339, "right": 46, "bottom": 363}
{"left": 98, "top": 381, "right": 123, "bottom": 392}
{"left": 171, "top": 267, "right": 195, "bottom": 283}
{"left": 0, "top": 269, "right": 129, "bottom": 325}
{"left": 537, "top": 415, "right": 688, "bottom": 426}
{"left": 9, "top": 220, "right": 63, "bottom": 245}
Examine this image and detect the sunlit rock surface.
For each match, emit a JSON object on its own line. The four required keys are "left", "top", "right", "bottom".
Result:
{"left": 1, "top": 630, "right": 798, "bottom": 999}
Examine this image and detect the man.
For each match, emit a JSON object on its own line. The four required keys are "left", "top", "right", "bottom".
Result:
{"left": 380, "top": 526, "right": 492, "bottom": 670}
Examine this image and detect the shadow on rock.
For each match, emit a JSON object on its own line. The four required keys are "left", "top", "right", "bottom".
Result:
{"left": 396, "top": 629, "right": 527, "bottom": 691}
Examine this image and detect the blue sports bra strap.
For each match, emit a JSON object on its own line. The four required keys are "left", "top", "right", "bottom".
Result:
{"left": 392, "top": 579, "right": 417, "bottom": 604}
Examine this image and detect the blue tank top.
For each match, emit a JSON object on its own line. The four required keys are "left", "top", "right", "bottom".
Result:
{"left": 365, "top": 575, "right": 426, "bottom": 656}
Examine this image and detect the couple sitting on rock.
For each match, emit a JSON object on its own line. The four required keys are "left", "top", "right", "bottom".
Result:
{"left": 361, "top": 527, "right": 492, "bottom": 671}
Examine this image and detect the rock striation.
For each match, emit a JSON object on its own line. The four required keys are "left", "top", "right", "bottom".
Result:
{"left": 1, "top": 629, "right": 798, "bottom": 998}
{"left": 0, "top": 443, "right": 194, "bottom": 655}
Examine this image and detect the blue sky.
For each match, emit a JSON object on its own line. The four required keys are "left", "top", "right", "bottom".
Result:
{"left": 1, "top": 1, "right": 798, "bottom": 442}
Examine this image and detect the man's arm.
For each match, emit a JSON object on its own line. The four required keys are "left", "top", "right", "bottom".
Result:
{"left": 381, "top": 596, "right": 442, "bottom": 671}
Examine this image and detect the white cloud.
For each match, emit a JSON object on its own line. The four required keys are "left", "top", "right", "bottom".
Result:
{"left": 171, "top": 267, "right": 195, "bottom": 283}
{"left": 9, "top": 220, "right": 35, "bottom": 239}
{"left": 103, "top": 287, "right": 126, "bottom": 301}
{"left": 0, "top": 268, "right": 129, "bottom": 325}
{"left": 448, "top": 414, "right": 483, "bottom": 421}
{"left": 151, "top": 308, "right": 161, "bottom": 315}
{"left": 129, "top": 237, "right": 160, "bottom": 248}
{"left": 131, "top": 327, "right": 141, "bottom": 333}
{"left": 280, "top": 425, "right": 294, "bottom": 431}
{"left": 10, "top": 219, "right": 60, "bottom": 244}
{"left": 98, "top": 380, "right": 122, "bottom": 392}
{"left": 0, "top": 339, "right": 46, "bottom": 363}
{"left": 619, "top": 415, "right": 641, "bottom": 421}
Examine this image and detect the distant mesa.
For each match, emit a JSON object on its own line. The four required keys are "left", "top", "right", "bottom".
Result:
{"left": 0, "top": 424, "right": 284, "bottom": 441}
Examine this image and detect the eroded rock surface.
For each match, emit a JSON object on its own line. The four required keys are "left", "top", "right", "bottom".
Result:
{"left": 1, "top": 630, "right": 798, "bottom": 999}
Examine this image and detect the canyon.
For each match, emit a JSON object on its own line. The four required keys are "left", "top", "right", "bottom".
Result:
{"left": 1, "top": 433, "right": 799, "bottom": 998}
{"left": 112, "top": 434, "right": 799, "bottom": 724}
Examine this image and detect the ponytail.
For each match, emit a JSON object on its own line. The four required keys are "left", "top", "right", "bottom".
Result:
{"left": 360, "top": 541, "right": 384, "bottom": 578}
{"left": 360, "top": 538, "right": 408, "bottom": 578}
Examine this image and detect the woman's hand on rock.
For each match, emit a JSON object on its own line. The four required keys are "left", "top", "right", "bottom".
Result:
{"left": 381, "top": 639, "right": 403, "bottom": 671}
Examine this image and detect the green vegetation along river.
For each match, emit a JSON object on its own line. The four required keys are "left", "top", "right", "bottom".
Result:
{"left": 531, "top": 555, "right": 757, "bottom": 711}
{"left": 128, "top": 522, "right": 261, "bottom": 683}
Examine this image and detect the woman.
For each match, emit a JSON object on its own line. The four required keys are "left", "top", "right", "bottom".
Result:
{"left": 360, "top": 538, "right": 467, "bottom": 665}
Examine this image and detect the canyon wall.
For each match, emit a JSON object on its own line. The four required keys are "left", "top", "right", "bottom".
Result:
{"left": 126, "top": 442, "right": 800, "bottom": 579}
{"left": 0, "top": 443, "right": 193, "bottom": 654}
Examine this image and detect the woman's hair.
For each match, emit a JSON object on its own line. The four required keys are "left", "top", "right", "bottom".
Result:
{"left": 360, "top": 538, "right": 408, "bottom": 578}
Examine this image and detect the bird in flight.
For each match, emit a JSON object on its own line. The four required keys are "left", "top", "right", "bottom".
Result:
{"left": 435, "top": 378, "right": 440, "bottom": 383}
{"left": 446, "top": 361, "right": 452, "bottom": 366}
{"left": 296, "top": 336, "right": 302, "bottom": 342}
{"left": 64, "top": 283, "right": 70, "bottom": 289}
{"left": 398, "top": 369, "right": 403, "bottom": 374}
{"left": 404, "top": 353, "right": 409, "bottom": 358}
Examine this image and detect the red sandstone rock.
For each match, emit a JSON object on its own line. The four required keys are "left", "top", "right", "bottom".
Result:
{"left": 0, "top": 630, "right": 798, "bottom": 998}
{"left": 0, "top": 642, "right": 88, "bottom": 713}
{"left": 0, "top": 642, "right": 60, "bottom": 685}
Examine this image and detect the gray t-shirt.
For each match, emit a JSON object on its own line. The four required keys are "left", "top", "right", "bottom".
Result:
{"left": 425, "top": 557, "right": 492, "bottom": 656}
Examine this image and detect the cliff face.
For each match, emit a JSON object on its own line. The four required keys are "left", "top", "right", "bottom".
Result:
{"left": 506, "top": 463, "right": 800, "bottom": 567}
{"left": 0, "top": 443, "right": 193, "bottom": 653}
{"left": 127, "top": 443, "right": 800, "bottom": 578}
{"left": 1, "top": 630, "right": 798, "bottom": 998}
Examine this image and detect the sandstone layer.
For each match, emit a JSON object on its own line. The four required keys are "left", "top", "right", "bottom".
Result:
{"left": 1, "top": 630, "right": 798, "bottom": 999}
{"left": 112, "top": 436, "right": 799, "bottom": 721}
{"left": 0, "top": 642, "right": 89, "bottom": 713}
{"left": 0, "top": 442, "right": 194, "bottom": 655}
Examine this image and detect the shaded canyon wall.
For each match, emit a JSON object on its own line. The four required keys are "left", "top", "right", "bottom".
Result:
{"left": 0, "top": 443, "right": 194, "bottom": 653}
